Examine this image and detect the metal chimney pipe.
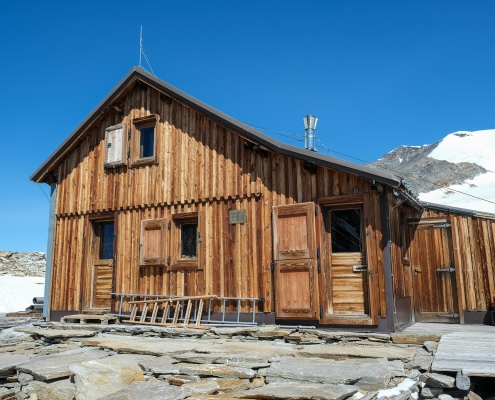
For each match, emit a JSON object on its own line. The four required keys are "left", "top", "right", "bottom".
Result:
{"left": 303, "top": 115, "right": 318, "bottom": 151}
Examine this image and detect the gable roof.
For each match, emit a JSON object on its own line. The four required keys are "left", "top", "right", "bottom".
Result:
{"left": 30, "top": 67, "right": 402, "bottom": 187}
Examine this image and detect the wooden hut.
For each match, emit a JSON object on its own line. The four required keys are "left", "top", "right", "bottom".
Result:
{"left": 31, "top": 68, "right": 494, "bottom": 330}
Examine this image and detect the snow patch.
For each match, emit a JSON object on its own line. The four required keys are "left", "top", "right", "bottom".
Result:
{"left": 377, "top": 378, "right": 417, "bottom": 398}
{"left": 428, "top": 129, "right": 495, "bottom": 171}
{"left": 419, "top": 171, "right": 495, "bottom": 214}
{"left": 0, "top": 274, "right": 45, "bottom": 313}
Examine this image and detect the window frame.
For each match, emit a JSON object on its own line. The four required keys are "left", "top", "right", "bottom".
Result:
{"left": 130, "top": 115, "right": 158, "bottom": 167}
{"left": 170, "top": 211, "right": 204, "bottom": 271}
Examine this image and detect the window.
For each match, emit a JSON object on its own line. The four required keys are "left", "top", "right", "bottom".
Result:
{"left": 330, "top": 208, "right": 362, "bottom": 253}
{"left": 131, "top": 115, "right": 158, "bottom": 166}
{"left": 170, "top": 211, "right": 204, "bottom": 270}
{"left": 93, "top": 221, "right": 115, "bottom": 259}
{"left": 104, "top": 123, "right": 127, "bottom": 167}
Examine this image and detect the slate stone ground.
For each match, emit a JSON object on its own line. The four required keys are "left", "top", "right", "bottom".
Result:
{"left": 0, "top": 321, "right": 490, "bottom": 400}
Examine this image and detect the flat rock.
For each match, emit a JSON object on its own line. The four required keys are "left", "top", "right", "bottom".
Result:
{"left": 420, "top": 387, "right": 443, "bottom": 398}
{"left": 234, "top": 381, "right": 358, "bottom": 400}
{"left": 419, "top": 372, "right": 455, "bottom": 388}
{"left": 16, "top": 347, "right": 109, "bottom": 381}
{"left": 199, "top": 341, "right": 296, "bottom": 358}
{"left": 15, "top": 328, "right": 97, "bottom": 339}
{"left": 25, "top": 380, "right": 76, "bottom": 400}
{"left": 82, "top": 335, "right": 204, "bottom": 355}
{"left": 297, "top": 344, "right": 416, "bottom": 361}
{"left": 139, "top": 356, "right": 181, "bottom": 374}
{"left": 405, "top": 356, "right": 434, "bottom": 371}
{"left": 179, "top": 363, "right": 255, "bottom": 379}
{"left": 438, "top": 395, "right": 454, "bottom": 400}
{"left": 0, "top": 353, "right": 33, "bottom": 377}
{"left": 0, "top": 387, "right": 14, "bottom": 399}
{"left": 173, "top": 352, "right": 270, "bottom": 367}
{"left": 304, "top": 330, "right": 391, "bottom": 342}
{"left": 249, "top": 326, "right": 294, "bottom": 339}
{"left": 262, "top": 357, "right": 404, "bottom": 385}
{"left": 182, "top": 380, "right": 220, "bottom": 394}
{"left": 391, "top": 333, "right": 442, "bottom": 345}
{"left": 70, "top": 354, "right": 154, "bottom": 400}
{"left": 210, "top": 378, "right": 250, "bottom": 392}
{"left": 423, "top": 341, "right": 438, "bottom": 353}
{"left": 104, "top": 379, "right": 193, "bottom": 400}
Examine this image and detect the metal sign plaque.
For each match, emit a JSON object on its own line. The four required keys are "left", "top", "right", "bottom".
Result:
{"left": 229, "top": 209, "right": 247, "bottom": 224}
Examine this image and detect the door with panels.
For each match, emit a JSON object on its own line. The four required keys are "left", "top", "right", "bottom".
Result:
{"left": 408, "top": 218, "right": 459, "bottom": 323}
{"left": 318, "top": 194, "right": 378, "bottom": 325}
{"left": 86, "top": 219, "right": 115, "bottom": 311}
{"left": 272, "top": 202, "right": 319, "bottom": 319}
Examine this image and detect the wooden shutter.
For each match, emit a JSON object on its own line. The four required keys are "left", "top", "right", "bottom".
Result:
{"left": 140, "top": 218, "right": 167, "bottom": 267}
{"left": 104, "top": 123, "right": 127, "bottom": 167}
{"left": 272, "top": 202, "right": 318, "bottom": 319}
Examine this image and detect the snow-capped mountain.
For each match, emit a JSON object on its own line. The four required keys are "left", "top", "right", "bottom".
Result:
{"left": 368, "top": 129, "right": 495, "bottom": 214}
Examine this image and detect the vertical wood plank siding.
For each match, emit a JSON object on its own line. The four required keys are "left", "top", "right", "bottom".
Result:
{"left": 409, "top": 208, "right": 495, "bottom": 312}
{"left": 50, "top": 85, "right": 386, "bottom": 314}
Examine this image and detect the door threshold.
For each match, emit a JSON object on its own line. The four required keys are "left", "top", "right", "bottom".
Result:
{"left": 321, "top": 314, "right": 374, "bottom": 325}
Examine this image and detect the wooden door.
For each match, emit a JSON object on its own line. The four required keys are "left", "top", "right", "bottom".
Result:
{"left": 409, "top": 219, "right": 459, "bottom": 323}
{"left": 320, "top": 199, "right": 377, "bottom": 325}
{"left": 272, "top": 203, "right": 318, "bottom": 319}
{"left": 87, "top": 220, "right": 115, "bottom": 311}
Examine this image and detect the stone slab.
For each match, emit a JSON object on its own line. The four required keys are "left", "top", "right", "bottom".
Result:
{"left": 235, "top": 381, "right": 358, "bottom": 400}
{"left": 15, "top": 328, "right": 97, "bottom": 340}
{"left": 179, "top": 364, "right": 256, "bottom": 379}
{"left": 0, "top": 353, "right": 33, "bottom": 376}
{"left": 198, "top": 341, "right": 296, "bottom": 358}
{"left": 173, "top": 352, "right": 271, "bottom": 366}
{"left": 82, "top": 335, "right": 204, "bottom": 356}
{"left": 104, "top": 379, "right": 193, "bottom": 400}
{"left": 139, "top": 356, "right": 181, "bottom": 375}
{"left": 69, "top": 354, "right": 154, "bottom": 400}
{"left": 261, "top": 357, "right": 404, "bottom": 385}
{"left": 297, "top": 344, "right": 416, "bottom": 361}
{"left": 16, "top": 347, "right": 109, "bottom": 381}
{"left": 25, "top": 380, "right": 76, "bottom": 400}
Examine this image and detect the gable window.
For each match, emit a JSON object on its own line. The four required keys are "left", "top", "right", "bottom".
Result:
{"left": 131, "top": 115, "right": 158, "bottom": 166}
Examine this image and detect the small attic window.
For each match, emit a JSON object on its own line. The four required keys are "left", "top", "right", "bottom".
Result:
{"left": 131, "top": 115, "right": 158, "bottom": 166}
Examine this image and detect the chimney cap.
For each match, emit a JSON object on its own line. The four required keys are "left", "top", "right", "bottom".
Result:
{"left": 303, "top": 115, "right": 318, "bottom": 130}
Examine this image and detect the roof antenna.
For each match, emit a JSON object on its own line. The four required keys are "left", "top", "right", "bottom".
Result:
{"left": 138, "top": 26, "right": 156, "bottom": 77}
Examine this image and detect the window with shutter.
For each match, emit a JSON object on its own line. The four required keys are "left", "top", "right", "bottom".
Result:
{"left": 139, "top": 218, "right": 168, "bottom": 267}
{"left": 104, "top": 123, "right": 127, "bottom": 167}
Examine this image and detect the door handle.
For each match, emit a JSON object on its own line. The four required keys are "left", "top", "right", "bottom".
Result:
{"left": 414, "top": 268, "right": 421, "bottom": 273}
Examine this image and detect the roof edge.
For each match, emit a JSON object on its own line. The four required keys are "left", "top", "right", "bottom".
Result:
{"left": 421, "top": 201, "right": 495, "bottom": 219}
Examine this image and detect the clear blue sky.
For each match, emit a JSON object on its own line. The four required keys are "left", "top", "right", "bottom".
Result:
{"left": 1, "top": 1, "right": 494, "bottom": 251}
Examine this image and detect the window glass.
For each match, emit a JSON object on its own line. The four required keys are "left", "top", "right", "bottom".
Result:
{"left": 140, "top": 126, "right": 154, "bottom": 158}
{"left": 331, "top": 209, "right": 362, "bottom": 253}
{"left": 180, "top": 223, "right": 197, "bottom": 258}
{"left": 99, "top": 222, "right": 115, "bottom": 259}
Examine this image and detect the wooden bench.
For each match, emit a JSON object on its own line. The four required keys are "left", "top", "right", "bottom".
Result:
{"left": 60, "top": 314, "right": 118, "bottom": 325}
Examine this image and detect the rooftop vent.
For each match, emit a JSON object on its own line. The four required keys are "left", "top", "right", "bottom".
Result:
{"left": 303, "top": 115, "right": 318, "bottom": 151}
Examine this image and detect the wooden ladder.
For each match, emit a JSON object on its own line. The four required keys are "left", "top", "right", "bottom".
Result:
{"left": 124, "top": 295, "right": 217, "bottom": 329}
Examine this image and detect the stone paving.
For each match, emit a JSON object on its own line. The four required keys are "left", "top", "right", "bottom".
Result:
{"left": 0, "top": 321, "right": 491, "bottom": 400}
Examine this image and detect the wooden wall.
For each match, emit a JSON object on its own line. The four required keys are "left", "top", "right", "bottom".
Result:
{"left": 421, "top": 209, "right": 495, "bottom": 313}
{"left": 49, "top": 83, "right": 387, "bottom": 317}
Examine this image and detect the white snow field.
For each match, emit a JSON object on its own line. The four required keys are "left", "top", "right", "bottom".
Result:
{"left": 0, "top": 274, "right": 44, "bottom": 313}
{"left": 419, "top": 129, "right": 495, "bottom": 214}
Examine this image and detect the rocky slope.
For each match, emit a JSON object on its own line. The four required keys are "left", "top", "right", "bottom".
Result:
{"left": 0, "top": 252, "right": 46, "bottom": 277}
{"left": 368, "top": 129, "right": 495, "bottom": 214}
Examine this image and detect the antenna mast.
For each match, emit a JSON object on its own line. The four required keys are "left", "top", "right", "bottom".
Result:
{"left": 138, "top": 26, "right": 156, "bottom": 77}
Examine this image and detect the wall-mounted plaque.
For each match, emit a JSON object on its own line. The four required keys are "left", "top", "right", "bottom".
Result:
{"left": 229, "top": 209, "right": 247, "bottom": 224}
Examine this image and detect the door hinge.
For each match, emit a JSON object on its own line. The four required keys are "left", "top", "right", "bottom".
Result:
{"left": 167, "top": 256, "right": 171, "bottom": 266}
{"left": 320, "top": 305, "right": 323, "bottom": 319}
{"left": 316, "top": 247, "right": 320, "bottom": 259}
{"left": 127, "top": 148, "right": 130, "bottom": 159}
{"left": 436, "top": 267, "right": 455, "bottom": 273}
{"left": 79, "top": 292, "right": 83, "bottom": 305}
{"left": 317, "top": 260, "right": 321, "bottom": 274}
{"left": 315, "top": 205, "right": 318, "bottom": 216}
{"left": 167, "top": 221, "right": 171, "bottom": 230}
{"left": 271, "top": 260, "right": 276, "bottom": 272}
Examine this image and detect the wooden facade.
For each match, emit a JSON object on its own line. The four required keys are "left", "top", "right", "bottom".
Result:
{"left": 32, "top": 69, "right": 494, "bottom": 330}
